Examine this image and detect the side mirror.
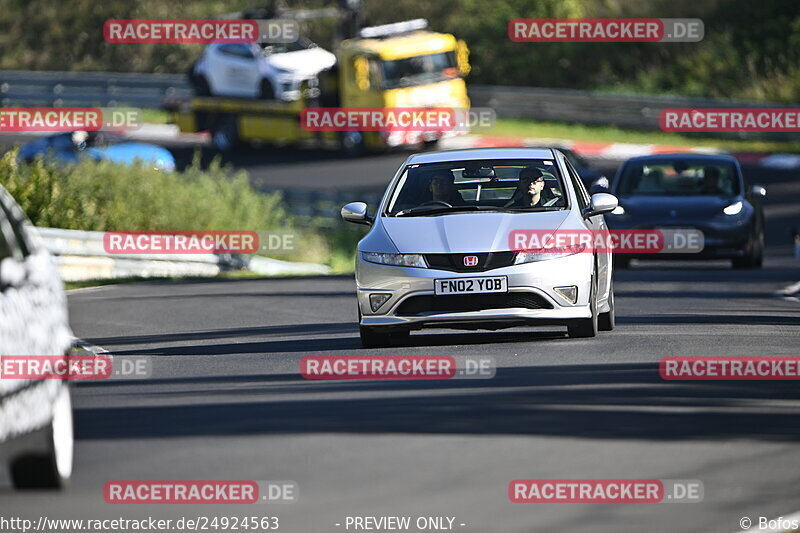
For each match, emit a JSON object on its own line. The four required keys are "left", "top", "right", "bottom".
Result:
{"left": 0, "top": 257, "right": 26, "bottom": 290}
{"left": 750, "top": 184, "right": 767, "bottom": 198}
{"left": 583, "top": 193, "right": 619, "bottom": 219}
{"left": 341, "top": 202, "right": 373, "bottom": 225}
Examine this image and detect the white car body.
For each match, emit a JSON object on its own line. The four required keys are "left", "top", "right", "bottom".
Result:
{"left": 192, "top": 40, "right": 336, "bottom": 100}
{"left": 342, "top": 148, "right": 619, "bottom": 347}
{"left": 0, "top": 185, "right": 74, "bottom": 488}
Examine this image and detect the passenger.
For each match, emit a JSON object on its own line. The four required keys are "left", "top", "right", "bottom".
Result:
{"left": 505, "top": 167, "right": 546, "bottom": 207}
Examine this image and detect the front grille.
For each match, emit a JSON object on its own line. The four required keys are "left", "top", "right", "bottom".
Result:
{"left": 396, "top": 292, "right": 553, "bottom": 316}
{"left": 424, "top": 252, "right": 517, "bottom": 272}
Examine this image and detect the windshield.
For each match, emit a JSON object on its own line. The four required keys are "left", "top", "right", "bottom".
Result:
{"left": 260, "top": 38, "right": 314, "bottom": 55}
{"left": 385, "top": 159, "right": 568, "bottom": 216}
{"left": 381, "top": 51, "right": 458, "bottom": 89}
{"left": 617, "top": 159, "right": 740, "bottom": 196}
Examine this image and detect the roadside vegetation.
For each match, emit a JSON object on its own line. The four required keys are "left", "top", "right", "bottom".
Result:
{"left": 0, "top": 149, "right": 363, "bottom": 273}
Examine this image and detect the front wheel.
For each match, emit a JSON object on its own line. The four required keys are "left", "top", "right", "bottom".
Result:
{"left": 211, "top": 115, "right": 239, "bottom": 152}
{"left": 340, "top": 131, "right": 365, "bottom": 157}
{"left": 567, "top": 273, "right": 598, "bottom": 338}
{"left": 11, "top": 384, "right": 73, "bottom": 489}
{"left": 598, "top": 280, "right": 615, "bottom": 331}
{"left": 259, "top": 79, "right": 275, "bottom": 100}
{"left": 732, "top": 231, "right": 764, "bottom": 269}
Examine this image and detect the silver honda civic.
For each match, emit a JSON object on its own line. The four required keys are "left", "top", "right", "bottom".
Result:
{"left": 342, "top": 147, "right": 619, "bottom": 347}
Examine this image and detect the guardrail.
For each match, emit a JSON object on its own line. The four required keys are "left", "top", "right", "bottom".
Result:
{"left": 0, "top": 70, "right": 192, "bottom": 108}
{"left": 36, "top": 227, "right": 329, "bottom": 281}
{"left": 0, "top": 70, "right": 794, "bottom": 137}
{"left": 467, "top": 86, "right": 794, "bottom": 133}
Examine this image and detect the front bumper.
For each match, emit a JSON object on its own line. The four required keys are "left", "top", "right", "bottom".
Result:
{"left": 356, "top": 253, "right": 594, "bottom": 330}
{"left": 606, "top": 218, "right": 753, "bottom": 260}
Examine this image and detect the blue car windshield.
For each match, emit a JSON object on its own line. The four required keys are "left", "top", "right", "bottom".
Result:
{"left": 618, "top": 160, "right": 740, "bottom": 196}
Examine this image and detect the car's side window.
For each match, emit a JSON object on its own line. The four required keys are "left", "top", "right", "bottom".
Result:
{"left": 219, "top": 44, "right": 254, "bottom": 59}
{"left": 0, "top": 211, "right": 23, "bottom": 263}
{"left": 562, "top": 155, "right": 589, "bottom": 210}
{"left": 0, "top": 193, "right": 31, "bottom": 257}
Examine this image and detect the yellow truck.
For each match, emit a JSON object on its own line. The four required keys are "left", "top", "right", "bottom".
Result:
{"left": 168, "top": 20, "right": 471, "bottom": 155}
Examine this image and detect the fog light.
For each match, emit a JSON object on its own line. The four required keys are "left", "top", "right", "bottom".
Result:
{"left": 369, "top": 293, "right": 391, "bottom": 312}
{"left": 554, "top": 286, "right": 578, "bottom": 304}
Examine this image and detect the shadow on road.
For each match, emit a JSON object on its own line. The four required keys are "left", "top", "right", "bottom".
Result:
{"left": 75, "top": 361, "right": 800, "bottom": 442}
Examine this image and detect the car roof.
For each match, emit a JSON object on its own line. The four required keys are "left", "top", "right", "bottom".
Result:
{"left": 623, "top": 152, "right": 738, "bottom": 163}
{"left": 407, "top": 147, "right": 556, "bottom": 165}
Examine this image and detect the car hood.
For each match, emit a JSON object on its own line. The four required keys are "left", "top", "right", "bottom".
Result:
{"left": 380, "top": 211, "right": 570, "bottom": 253}
{"left": 266, "top": 48, "right": 337, "bottom": 76}
{"left": 615, "top": 195, "right": 737, "bottom": 219}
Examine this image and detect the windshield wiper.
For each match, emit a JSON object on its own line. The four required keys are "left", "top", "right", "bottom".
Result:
{"left": 395, "top": 205, "right": 482, "bottom": 217}
{"left": 503, "top": 206, "right": 565, "bottom": 212}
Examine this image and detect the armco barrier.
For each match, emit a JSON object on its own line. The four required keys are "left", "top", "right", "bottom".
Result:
{"left": 0, "top": 70, "right": 191, "bottom": 108}
{"left": 0, "top": 70, "right": 793, "bottom": 137}
{"left": 36, "top": 227, "right": 329, "bottom": 281}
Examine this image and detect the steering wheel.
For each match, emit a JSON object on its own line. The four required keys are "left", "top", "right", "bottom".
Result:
{"left": 419, "top": 200, "right": 453, "bottom": 208}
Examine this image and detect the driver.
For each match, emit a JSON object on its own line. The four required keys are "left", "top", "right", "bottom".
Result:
{"left": 428, "top": 173, "right": 464, "bottom": 205}
{"left": 702, "top": 166, "right": 722, "bottom": 194}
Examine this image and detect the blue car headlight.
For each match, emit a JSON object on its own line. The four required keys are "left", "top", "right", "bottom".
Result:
{"left": 361, "top": 252, "right": 427, "bottom": 268}
{"left": 722, "top": 201, "right": 743, "bottom": 216}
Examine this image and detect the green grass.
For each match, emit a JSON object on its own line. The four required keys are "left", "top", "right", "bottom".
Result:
{"left": 139, "top": 108, "right": 171, "bottom": 124}
{"left": 486, "top": 118, "right": 800, "bottom": 154}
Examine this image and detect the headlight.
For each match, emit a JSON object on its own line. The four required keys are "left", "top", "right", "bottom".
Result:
{"left": 514, "top": 245, "right": 586, "bottom": 264}
{"left": 611, "top": 205, "right": 625, "bottom": 215}
{"left": 361, "top": 252, "right": 427, "bottom": 268}
{"left": 723, "top": 201, "right": 743, "bottom": 215}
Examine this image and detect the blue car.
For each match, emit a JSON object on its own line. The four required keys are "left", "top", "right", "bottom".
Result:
{"left": 18, "top": 131, "right": 175, "bottom": 171}
{"left": 606, "top": 153, "right": 766, "bottom": 269}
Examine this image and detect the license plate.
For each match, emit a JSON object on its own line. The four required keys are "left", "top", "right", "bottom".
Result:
{"left": 434, "top": 276, "right": 508, "bottom": 295}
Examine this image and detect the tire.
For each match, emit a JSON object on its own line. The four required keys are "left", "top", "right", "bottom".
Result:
{"left": 568, "top": 272, "right": 598, "bottom": 338}
{"left": 613, "top": 255, "right": 631, "bottom": 269}
{"left": 340, "top": 131, "right": 365, "bottom": 157}
{"left": 211, "top": 115, "right": 239, "bottom": 152}
{"left": 192, "top": 75, "right": 211, "bottom": 97}
{"left": 259, "top": 79, "right": 275, "bottom": 100}
{"left": 732, "top": 230, "right": 764, "bottom": 269}
{"left": 422, "top": 139, "right": 440, "bottom": 151}
{"left": 11, "top": 384, "right": 73, "bottom": 489}
{"left": 598, "top": 279, "right": 615, "bottom": 331}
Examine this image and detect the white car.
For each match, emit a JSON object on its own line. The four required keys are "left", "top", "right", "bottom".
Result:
{"left": 341, "top": 147, "right": 618, "bottom": 347}
{"left": 190, "top": 39, "right": 336, "bottom": 100}
{"left": 0, "top": 185, "right": 74, "bottom": 488}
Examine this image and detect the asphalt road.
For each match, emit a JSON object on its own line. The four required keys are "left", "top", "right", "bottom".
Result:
{"left": 1, "top": 141, "right": 799, "bottom": 532}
